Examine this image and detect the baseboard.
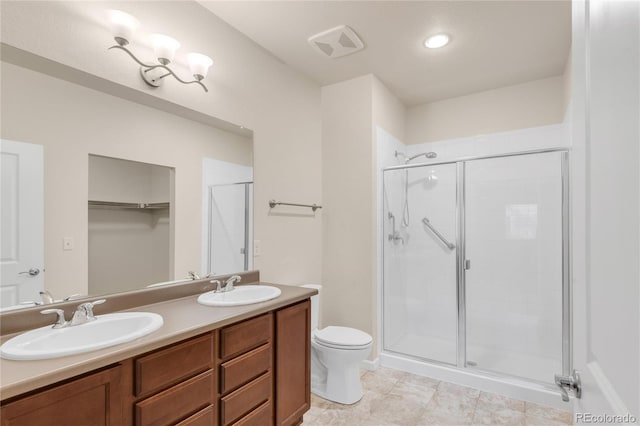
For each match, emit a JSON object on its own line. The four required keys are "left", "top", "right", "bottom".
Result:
{"left": 361, "top": 357, "right": 380, "bottom": 371}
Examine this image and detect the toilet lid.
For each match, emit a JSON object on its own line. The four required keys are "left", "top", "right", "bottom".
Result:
{"left": 314, "top": 326, "right": 372, "bottom": 347}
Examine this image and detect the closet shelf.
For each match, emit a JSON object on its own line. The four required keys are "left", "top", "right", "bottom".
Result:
{"left": 88, "top": 200, "right": 170, "bottom": 210}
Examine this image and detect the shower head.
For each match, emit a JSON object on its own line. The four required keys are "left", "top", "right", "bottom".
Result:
{"left": 405, "top": 152, "right": 437, "bottom": 163}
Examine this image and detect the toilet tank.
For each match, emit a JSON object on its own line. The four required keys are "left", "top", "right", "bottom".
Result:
{"left": 300, "top": 284, "right": 321, "bottom": 331}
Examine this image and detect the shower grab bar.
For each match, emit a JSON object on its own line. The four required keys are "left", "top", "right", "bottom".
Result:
{"left": 422, "top": 217, "right": 455, "bottom": 250}
{"left": 269, "top": 199, "right": 322, "bottom": 212}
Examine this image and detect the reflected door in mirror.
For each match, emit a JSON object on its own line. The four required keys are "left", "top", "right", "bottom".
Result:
{"left": 0, "top": 140, "right": 44, "bottom": 308}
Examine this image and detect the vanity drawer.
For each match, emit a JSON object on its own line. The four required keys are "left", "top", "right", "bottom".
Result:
{"left": 220, "top": 313, "right": 273, "bottom": 360}
{"left": 233, "top": 401, "right": 272, "bottom": 426}
{"left": 135, "top": 334, "right": 213, "bottom": 397}
{"left": 135, "top": 369, "right": 213, "bottom": 426}
{"left": 220, "top": 372, "right": 272, "bottom": 426}
{"left": 220, "top": 343, "right": 272, "bottom": 394}
{"left": 176, "top": 405, "right": 215, "bottom": 426}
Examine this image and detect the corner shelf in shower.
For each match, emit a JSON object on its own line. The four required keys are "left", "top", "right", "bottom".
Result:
{"left": 88, "top": 200, "right": 170, "bottom": 210}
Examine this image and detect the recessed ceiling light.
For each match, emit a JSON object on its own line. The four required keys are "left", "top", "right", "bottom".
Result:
{"left": 424, "top": 33, "right": 450, "bottom": 49}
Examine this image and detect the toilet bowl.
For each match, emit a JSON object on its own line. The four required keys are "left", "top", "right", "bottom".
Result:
{"left": 301, "top": 285, "right": 372, "bottom": 405}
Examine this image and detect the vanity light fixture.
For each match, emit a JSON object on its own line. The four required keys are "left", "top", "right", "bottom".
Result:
{"left": 424, "top": 33, "right": 450, "bottom": 49}
{"left": 107, "top": 10, "right": 212, "bottom": 92}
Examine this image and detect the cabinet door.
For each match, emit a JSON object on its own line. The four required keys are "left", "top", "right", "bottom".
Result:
{"left": 275, "top": 300, "right": 310, "bottom": 426}
{"left": 1, "top": 365, "right": 123, "bottom": 426}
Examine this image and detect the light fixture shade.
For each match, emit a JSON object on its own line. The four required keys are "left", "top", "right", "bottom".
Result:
{"left": 150, "top": 34, "right": 181, "bottom": 64}
{"left": 108, "top": 10, "right": 140, "bottom": 45}
{"left": 187, "top": 53, "right": 213, "bottom": 79}
{"left": 424, "top": 33, "right": 450, "bottom": 49}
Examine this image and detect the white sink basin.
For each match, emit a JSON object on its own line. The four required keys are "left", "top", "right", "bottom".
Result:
{"left": 197, "top": 285, "right": 281, "bottom": 307}
{"left": 0, "top": 312, "right": 163, "bottom": 361}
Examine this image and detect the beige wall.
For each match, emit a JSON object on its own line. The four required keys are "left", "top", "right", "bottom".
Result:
{"left": 406, "top": 76, "right": 566, "bottom": 144}
{"left": 322, "top": 75, "right": 374, "bottom": 341}
{"left": 321, "top": 75, "right": 405, "bottom": 359}
{"left": 1, "top": 1, "right": 323, "bottom": 288}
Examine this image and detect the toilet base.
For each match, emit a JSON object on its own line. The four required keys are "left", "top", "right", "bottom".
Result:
{"left": 311, "top": 340, "right": 370, "bottom": 405}
{"left": 311, "top": 364, "right": 363, "bottom": 405}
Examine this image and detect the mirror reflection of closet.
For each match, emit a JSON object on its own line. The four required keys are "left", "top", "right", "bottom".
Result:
{"left": 88, "top": 155, "right": 173, "bottom": 294}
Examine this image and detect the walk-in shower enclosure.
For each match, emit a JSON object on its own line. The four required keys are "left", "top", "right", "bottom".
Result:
{"left": 382, "top": 150, "right": 570, "bottom": 388}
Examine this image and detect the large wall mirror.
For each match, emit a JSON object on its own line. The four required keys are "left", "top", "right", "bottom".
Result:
{"left": 0, "top": 53, "right": 253, "bottom": 310}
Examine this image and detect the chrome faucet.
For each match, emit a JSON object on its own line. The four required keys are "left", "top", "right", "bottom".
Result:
{"left": 210, "top": 275, "right": 242, "bottom": 293}
{"left": 189, "top": 271, "right": 216, "bottom": 280}
{"left": 40, "top": 308, "right": 68, "bottom": 328}
{"left": 224, "top": 275, "right": 242, "bottom": 292}
{"left": 40, "top": 299, "right": 106, "bottom": 329}
{"left": 70, "top": 299, "right": 106, "bottom": 326}
{"left": 39, "top": 290, "right": 55, "bottom": 304}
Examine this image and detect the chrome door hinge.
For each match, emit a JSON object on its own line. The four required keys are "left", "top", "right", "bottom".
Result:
{"left": 554, "top": 370, "right": 582, "bottom": 402}
{"left": 464, "top": 260, "right": 471, "bottom": 270}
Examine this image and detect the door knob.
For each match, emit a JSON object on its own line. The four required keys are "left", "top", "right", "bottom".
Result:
{"left": 19, "top": 268, "right": 40, "bottom": 277}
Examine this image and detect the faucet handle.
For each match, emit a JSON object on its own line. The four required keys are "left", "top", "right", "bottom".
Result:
{"left": 78, "top": 299, "right": 106, "bottom": 317}
{"left": 63, "top": 293, "right": 84, "bottom": 301}
{"left": 210, "top": 280, "right": 222, "bottom": 292}
{"left": 41, "top": 308, "right": 67, "bottom": 328}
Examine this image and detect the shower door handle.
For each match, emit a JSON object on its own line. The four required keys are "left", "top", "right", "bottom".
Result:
{"left": 464, "top": 260, "right": 471, "bottom": 270}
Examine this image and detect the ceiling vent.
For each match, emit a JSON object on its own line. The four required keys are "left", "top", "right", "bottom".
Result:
{"left": 308, "top": 25, "right": 364, "bottom": 59}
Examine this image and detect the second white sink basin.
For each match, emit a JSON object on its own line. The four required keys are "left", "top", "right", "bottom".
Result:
{"left": 198, "top": 285, "right": 281, "bottom": 307}
{"left": 0, "top": 312, "right": 163, "bottom": 361}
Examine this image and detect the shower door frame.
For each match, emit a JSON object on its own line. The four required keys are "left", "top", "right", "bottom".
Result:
{"left": 382, "top": 147, "right": 571, "bottom": 386}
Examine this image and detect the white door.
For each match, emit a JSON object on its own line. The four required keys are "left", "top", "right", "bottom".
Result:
{"left": 571, "top": 0, "right": 640, "bottom": 419}
{"left": 0, "top": 140, "right": 44, "bottom": 308}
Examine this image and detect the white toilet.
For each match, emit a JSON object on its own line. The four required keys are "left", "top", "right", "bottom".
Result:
{"left": 302, "top": 284, "right": 372, "bottom": 405}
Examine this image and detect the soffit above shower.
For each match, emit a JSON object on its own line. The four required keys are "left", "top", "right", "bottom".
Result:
{"left": 199, "top": 1, "right": 571, "bottom": 107}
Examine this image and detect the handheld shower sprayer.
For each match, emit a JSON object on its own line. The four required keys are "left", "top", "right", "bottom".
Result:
{"left": 400, "top": 151, "right": 438, "bottom": 226}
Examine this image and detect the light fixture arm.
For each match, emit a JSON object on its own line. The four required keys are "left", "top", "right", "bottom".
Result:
{"left": 109, "top": 44, "right": 208, "bottom": 92}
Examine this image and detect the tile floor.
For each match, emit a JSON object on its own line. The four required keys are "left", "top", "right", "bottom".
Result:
{"left": 303, "top": 368, "right": 573, "bottom": 426}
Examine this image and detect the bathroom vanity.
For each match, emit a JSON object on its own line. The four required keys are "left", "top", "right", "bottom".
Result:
{"left": 0, "top": 277, "right": 313, "bottom": 426}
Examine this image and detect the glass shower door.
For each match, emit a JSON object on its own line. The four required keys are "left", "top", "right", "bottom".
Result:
{"left": 383, "top": 163, "right": 458, "bottom": 365}
{"left": 464, "top": 152, "right": 565, "bottom": 383}
{"left": 208, "top": 183, "right": 252, "bottom": 275}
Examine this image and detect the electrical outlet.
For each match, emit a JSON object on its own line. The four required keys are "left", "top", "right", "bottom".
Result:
{"left": 254, "top": 240, "right": 261, "bottom": 257}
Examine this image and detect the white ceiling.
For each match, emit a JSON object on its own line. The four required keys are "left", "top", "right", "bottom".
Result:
{"left": 200, "top": 1, "right": 571, "bottom": 106}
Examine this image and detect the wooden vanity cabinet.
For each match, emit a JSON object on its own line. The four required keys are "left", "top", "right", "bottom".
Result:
{"left": 129, "top": 334, "right": 215, "bottom": 426}
{"left": 275, "top": 300, "right": 311, "bottom": 426}
{"left": 218, "top": 313, "right": 273, "bottom": 426}
{"left": 0, "top": 299, "right": 311, "bottom": 426}
{"left": 0, "top": 365, "right": 124, "bottom": 426}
